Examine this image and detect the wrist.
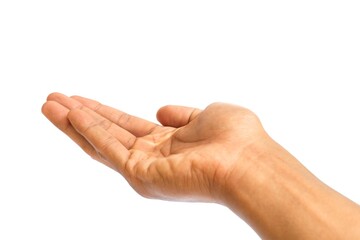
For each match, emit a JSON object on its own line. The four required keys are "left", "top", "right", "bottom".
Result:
{"left": 220, "top": 136, "right": 282, "bottom": 210}
{"left": 222, "top": 137, "right": 330, "bottom": 238}
{"left": 221, "top": 137, "right": 360, "bottom": 239}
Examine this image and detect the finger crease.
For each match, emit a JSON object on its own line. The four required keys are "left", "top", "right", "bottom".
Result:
{"left": 187, "top": 109, "right": 198, "bottom": 123}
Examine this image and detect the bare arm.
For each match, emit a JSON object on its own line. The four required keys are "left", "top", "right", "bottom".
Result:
{"left": 223, "top": 138, "right": 360, "bottom": 239}
{"left": 42, "top": 92, "right": 360, "bottom": 239}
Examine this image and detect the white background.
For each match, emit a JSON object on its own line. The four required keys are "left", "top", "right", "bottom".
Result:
{"left": 1, "top": 1, "right": 359, "bottom": 239}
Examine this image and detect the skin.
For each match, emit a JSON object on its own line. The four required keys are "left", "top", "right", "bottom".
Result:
{"left": 42, "top": 92, "right": 360, "bottom": 239}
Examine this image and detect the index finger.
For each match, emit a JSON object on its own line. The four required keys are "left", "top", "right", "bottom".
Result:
{"left": 71, "top": 95, "right": 161, "bottom": 137}
{"left": 68, "top": 108, "right": 130, "bottom": 174}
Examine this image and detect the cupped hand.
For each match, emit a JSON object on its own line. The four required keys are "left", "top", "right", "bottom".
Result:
{"left": 42, "top": 93, "right": 267, "bottom": 203}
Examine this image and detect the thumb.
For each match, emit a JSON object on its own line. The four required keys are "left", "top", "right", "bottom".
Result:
{"left": 156, "top": 105, "right": 202, "bottom": 127}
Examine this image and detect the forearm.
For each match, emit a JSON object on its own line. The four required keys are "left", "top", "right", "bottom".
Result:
{"left": 224, "top": 139, "right": 360, "bottom": 239}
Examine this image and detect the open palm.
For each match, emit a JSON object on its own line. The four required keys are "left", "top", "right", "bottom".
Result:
{"left": 42, "top": 93, "right": 265, "bottom": 203}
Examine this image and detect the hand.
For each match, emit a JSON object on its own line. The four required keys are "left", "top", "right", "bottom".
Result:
{"left": 42, "top": 93, "right": 360, "bottom": 239}
{"left": 42, "top": 92, "right": 268, "bottom": 203}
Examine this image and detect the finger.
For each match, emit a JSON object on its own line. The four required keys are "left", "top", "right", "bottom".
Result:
{"left": 68, "top": 108, "right": 130, "bottom": 174}
{"left": 47, "top": 92, "right": 137, "bottom": 149}
{"left": 156, "top": 105, "right": 202, "bottom": 128}
{"left": 81, "top": 107, "right": 137, "bottom": 149}
{"left": 47, "top": 92, "right": 82, "bottom": 109}
{"left": 71, "top": 95, "right": 160, "bottom": 137}
{"left": 42, "top": 100, "right": 114, "bottom": 168}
